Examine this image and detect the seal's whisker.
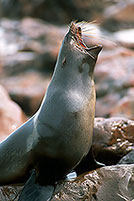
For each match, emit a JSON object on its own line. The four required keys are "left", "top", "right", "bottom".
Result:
{"left": 80, "top": 24, "right": 99, "bottom": 30}
{"left": 77, "top": 21, "right": 116, "bottom": 46}
{"left": 77, "top": 20, "right": 97, "bottom": 26}
{"left": 82, "top": 31, "right": 96, "bottom": 35}
{"left": 83, "top": 34, "right": 116, "bottom": 45}
{"left": 83, "top": 35, "right": 98, "bottom": 39}
{"left": 81, "top": 25, "right": 96, "bottom": 31}
{"left": 82, "top": 28, "right": 96, "bottom": 33}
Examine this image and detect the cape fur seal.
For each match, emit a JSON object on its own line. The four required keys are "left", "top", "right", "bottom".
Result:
{"left": 0, "top": 21, "right": 102, "bottom": 200}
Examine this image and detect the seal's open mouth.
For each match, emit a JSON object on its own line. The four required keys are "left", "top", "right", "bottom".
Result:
{"left": 69, "top": 21, "right": 102, "bottom": 60}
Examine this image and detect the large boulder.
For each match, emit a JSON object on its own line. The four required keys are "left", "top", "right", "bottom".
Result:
{"left": 0, "top": 71, "right": 51, "bottom": 116}
{"left": 95, "top": 47, "right": 134, "bottom": 119}
{"left": 93, "top": 117, "right": 134, "bottom": 165}
{"left": 0, "top": 18, "right": 66, "bottom": 75}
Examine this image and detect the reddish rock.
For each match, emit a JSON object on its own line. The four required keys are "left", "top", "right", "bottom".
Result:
{"left": 0, "top": 85, "right": 27, "bottom": 142}
{"left": 95, "top": 47, "right": 134, "bottom": 94}
{"left": 0, "top": 165, "right": 134, "bottom": 201}
{"left": 95, "top": 47, "right": 134, "bottom": 119}
{"left": 93, "top": 117, "right": 134, "bottom": 165}
{"left": 53, "top": 165, "right": 134, "bottom": 201}
{"left": 95, "top": 93, "right": 121, "bottom": 117}
{"left": 110, "top": 92, "right": 134, "bottom": 120}
{"left": 96, "top": 88, "right": 134, "bottom": 119}
{"left": 0, "top": 71, "right": 51, "bottom": 116}
{"left": 0, "top": 18, "right": 66, "bottom": 75}
{"left": 104, "top": 1, "right": 134, "bottom": 22}
{"left": 102, "top": 0, "right": 134, "bottom": 32}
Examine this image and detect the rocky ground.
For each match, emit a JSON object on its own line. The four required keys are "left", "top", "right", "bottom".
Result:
{"left": 0, "top": 0, "right": 134, "bottom": 200}
{"left": 1, "top": 164, "right": 134, "bottom": 201}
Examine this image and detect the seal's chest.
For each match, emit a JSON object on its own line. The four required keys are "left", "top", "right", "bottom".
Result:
{"left": 58, "top": 110, "right": 93, "bottom": 156}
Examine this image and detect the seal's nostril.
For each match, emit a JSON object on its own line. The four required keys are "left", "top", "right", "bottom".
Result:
{"left": 78, "top": 27, "right": 81, "bottom": 32}
{"left": 78, "top": 27, "right": 82, "bottom": 37}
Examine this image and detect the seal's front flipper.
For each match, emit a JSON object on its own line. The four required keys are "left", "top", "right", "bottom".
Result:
{"left": 74, "top": 147, "right": 105, "bottom": 175}
{"left": 18, "top": 170, "right": 54, "bottom": 201}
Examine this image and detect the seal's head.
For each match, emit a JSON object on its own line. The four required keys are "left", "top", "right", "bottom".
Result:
{"left": 54, "top": 21, "right": 102, "bottom": 77}
{"left": 65, "top": 21, "right": 102, "bottom": 61}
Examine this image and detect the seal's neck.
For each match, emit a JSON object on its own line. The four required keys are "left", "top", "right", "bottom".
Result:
{"left": 49, "top": 42, "right": 95, "bottom": 93}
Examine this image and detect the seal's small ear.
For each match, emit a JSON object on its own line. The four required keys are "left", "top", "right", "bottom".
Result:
{"left": 87, "top": 45, "right": 102, "bottom": 59}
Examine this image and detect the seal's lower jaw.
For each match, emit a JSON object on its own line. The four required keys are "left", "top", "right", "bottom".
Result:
{"left": 69, "top": 21, "right": 102, "bottom": 59}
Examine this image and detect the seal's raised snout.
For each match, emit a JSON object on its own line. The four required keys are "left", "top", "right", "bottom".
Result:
{"left": 67, "top": 21, "right": 102, "bottom": 60}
